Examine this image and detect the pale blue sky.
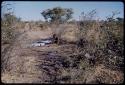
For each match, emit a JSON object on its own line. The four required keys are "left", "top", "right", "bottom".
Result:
{"left": 1, "top": 1, "right": 124, "bottom": 21}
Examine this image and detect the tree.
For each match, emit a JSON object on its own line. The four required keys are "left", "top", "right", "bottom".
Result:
{"left": 41, "top": 7, "right": 73, "bottom": 24}
{"left": 116, "top": 17, "right": 124, "bottom": 22}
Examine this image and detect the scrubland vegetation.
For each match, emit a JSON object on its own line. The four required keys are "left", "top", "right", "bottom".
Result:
{"left": 1, "top": 6, "right": 124, "bottom": 84}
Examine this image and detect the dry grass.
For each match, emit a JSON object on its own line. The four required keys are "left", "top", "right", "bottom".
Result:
{"left": 51, "top": 24, "right": 79, "bottom": 43}
{"left": 1, "top": 20, "right": 124, "bottom": 84}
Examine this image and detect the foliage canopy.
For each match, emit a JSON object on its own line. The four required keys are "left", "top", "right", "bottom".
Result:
{"left": 41, "top": 7, "right": 73, "bottom": 24}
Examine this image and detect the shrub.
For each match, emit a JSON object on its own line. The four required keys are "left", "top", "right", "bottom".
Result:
{"left": 1, "top": 27, "right": 15, "bottom": 44}
{"left": 76, "top": 10, "right": 124, "bottom": 72}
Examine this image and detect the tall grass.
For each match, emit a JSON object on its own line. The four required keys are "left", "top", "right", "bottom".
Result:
{"left": 76, "top": 10, "right": 124, "bottom": 71}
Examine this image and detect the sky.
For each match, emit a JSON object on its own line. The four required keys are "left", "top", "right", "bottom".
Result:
{"left": 1, "top": 1, "right": 124, "bottom": 21}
